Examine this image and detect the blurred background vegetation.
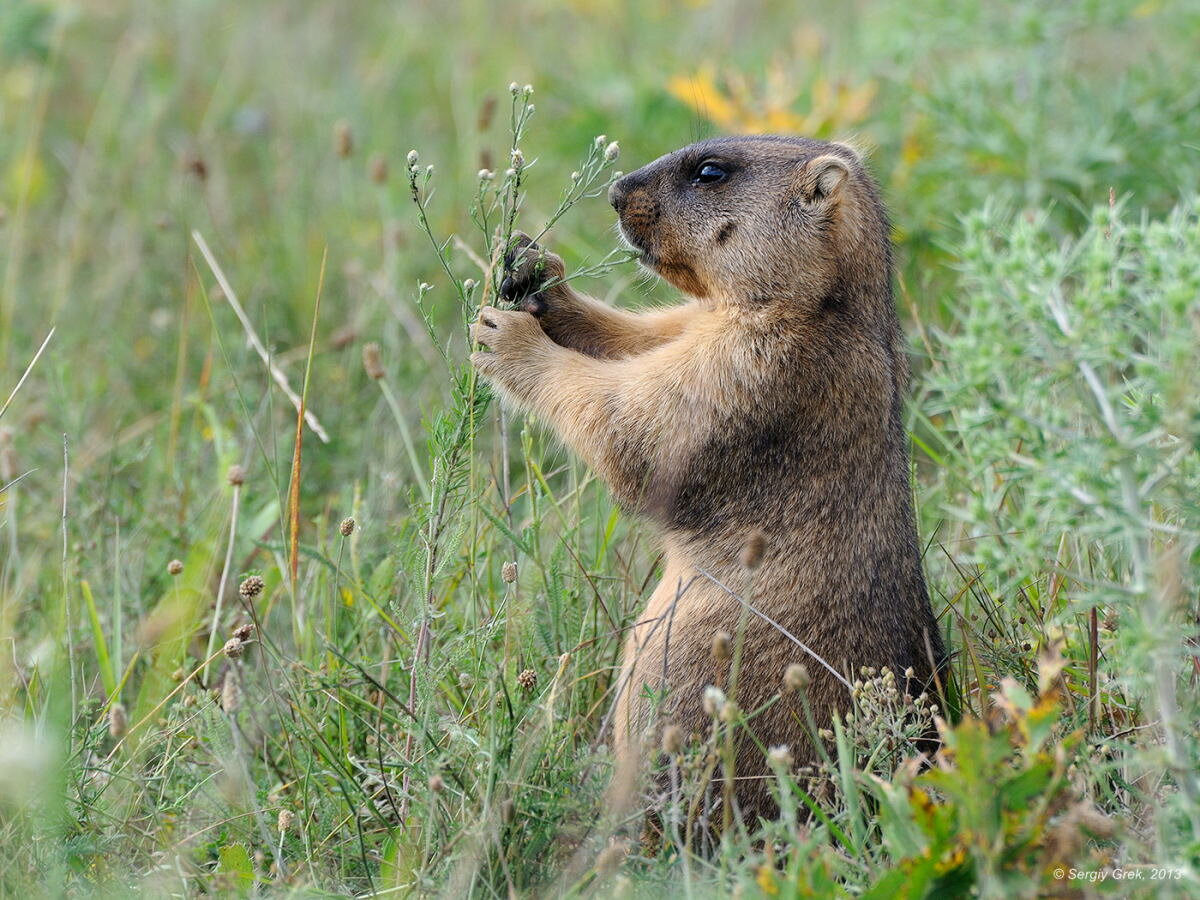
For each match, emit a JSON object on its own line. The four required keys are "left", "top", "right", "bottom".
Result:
{"left": 1, "top": 0, "right": 1198, "bottom": 895}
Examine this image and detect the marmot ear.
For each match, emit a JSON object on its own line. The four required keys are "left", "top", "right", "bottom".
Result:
{"left": 797, "top": 154, "right": 851, "bottom": 204}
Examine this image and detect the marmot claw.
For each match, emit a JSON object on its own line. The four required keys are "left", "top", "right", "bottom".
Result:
{"left": 500, "top": 232, "right": 563, "bottom": 315}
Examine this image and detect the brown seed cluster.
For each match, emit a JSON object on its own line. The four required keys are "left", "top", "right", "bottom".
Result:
{"left": 362, "top": 342, "right": 385, "bottom": 380}
{"left": 167, "top": 559, "right": 184, "bottom": 576}
{"left": 501, "top": 561, "right": 518, "bottom": 583}
{"left": 227, "top": 464, "right": 246, "bottom": 486}
{"left": 517, "top": 668, "right": 537, "bottom": 692}
{"left": 740, "top": 528, "right": 767, "bottom": 570}
{"left": 340, "top": 517, "right": 356, "bottom": 537}
{"left": 239, "top": 575, "right": 264, "bottom": 599}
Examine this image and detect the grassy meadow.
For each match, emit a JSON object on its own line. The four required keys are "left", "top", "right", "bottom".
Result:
{"left": 2, "top": 0, "right": 1199, "bottom": 895}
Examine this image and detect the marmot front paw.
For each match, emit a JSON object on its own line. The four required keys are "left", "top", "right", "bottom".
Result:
{"left": 500, "top": 232, "right": 566, "bottom": 316}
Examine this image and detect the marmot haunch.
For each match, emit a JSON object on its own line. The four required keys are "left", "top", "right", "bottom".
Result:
{"left": 471, "top": 135, "right": 947, "bottom": 824}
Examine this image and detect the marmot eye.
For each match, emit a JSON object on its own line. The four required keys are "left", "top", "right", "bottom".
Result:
{"left": 692, "top": 162, "right": 728, "bottom": 185}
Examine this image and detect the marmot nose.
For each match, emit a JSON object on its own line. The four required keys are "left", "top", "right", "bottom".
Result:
{"left": 609, "top": 169, "right": 646, "bottom": 213}
{"left": 608, "top": 180, "right": 626, "bottom": 212}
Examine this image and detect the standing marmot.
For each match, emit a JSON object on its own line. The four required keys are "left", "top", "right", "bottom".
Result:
{"left": 471, "top": 135, "right": 946, "bottom": 825}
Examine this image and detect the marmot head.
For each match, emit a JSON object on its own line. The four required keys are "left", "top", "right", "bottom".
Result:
{"left": 609, "top": 136, "right": 890, "bottom": 310}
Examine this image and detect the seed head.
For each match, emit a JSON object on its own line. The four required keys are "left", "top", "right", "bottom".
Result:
{"left": 508, "top": 82, "right": 520, "bottom": 95}
{"left": 362, "top": 342, "right": 385, "bottom": 379}
{"left": 369, "top": 154, "right": 388, "bottom": 184}
{"left": 768, "top": 744, "right": 793, "bottom": 768}
{"left": 167, "top": 559, "right": 184, "bottom": 576}
{"left": 333, "top": 120, "right": 353, "bottom": 158}
{"left": 406, "top": 149, "right": 419, "bottom": 167}
{"left": 463, "top": 278, "right": 477, "bottom": 291}
{"left": 339, "top": 516, "right": 356, "bottom": 537}
{"left": 522, "top": 84, "right": 533, "bottom": 96}
{"left": 428, "top": 774, "right": 445, "bottom": 793}
{"left": 510, "top": 148, "right": 524, "bottom": 169}
{"left": 710, "top": 630, "right": 732, "bottom": 661}
{"left": 740, "top": 529, "right": 766, "bottom": 570}
{"left": 239, "top": 575, "right": 264, "bottom": 599}
{"left": 221, "top": 673, "right": 240, "bottom": 712}
{"left": 603, "top": 141, "right": 620, "bottom": 162}
{"left": 904, "top": 666, "right": 915, "bottom": 679}
{"left": 227, "top": 464, "right": 246, "bottom": 486}
{"left": 594, "top": 135, "right": 607, "bottom": 148}
{"left": 232, "top": 622, "right": 255, "bottom": 641}
{"left": 458, "top": 671, "right": 473, "bottom": 689}
{"left": 223, "top": 638, "right": 245, "bottom": 660}
{"left": 517, "top": 668, "right": 537, "bottom": 692}
{"left": 661, "top": 724, "right": 683, "bottom": 755}
{"left": 702, "top": 685, "right": 726, "bottom": 717}
{"left": 108, "top": 703, "right": 127, "bottom": 738}
{"left": 477, "top": 168, "right": 494, "bottom": 181}
{"left": 784, "top": 663, "right": 810, "bottom": 692}
{"left": 501, "top": 561, "right": 518, "bottom": 583}
{"left": 277, "top": 809, "right": 294, "bottom": 832}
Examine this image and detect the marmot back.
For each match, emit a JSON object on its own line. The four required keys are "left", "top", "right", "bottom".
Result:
{"left": 470, "top": 135, "right": 947, "bottom": 826}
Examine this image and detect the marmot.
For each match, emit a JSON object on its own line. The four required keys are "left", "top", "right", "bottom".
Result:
{"left": 471, "top": 135, "right": 946, "bottom": 825}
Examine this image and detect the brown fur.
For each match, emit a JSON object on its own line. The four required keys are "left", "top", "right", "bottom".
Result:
{"left": 471, "top": 135, "right": 946, "bottom": 826}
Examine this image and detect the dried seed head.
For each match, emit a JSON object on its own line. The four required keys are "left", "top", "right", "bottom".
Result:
{"left": 603, "top": 141, "right": 620, "bottom": 162}
{"left": 333, "top": 120, "right": 353, "bottom": 158}
{"left": 501, "top": 561, "right": 518, "bottom": 583}
{"left": 517, "top": 668, "right": 537, "bottom": 692}
{"left": 477, "top": 169, "right": 494, "bottom": 181}
{"left": 239, "top": 575, "right": 264, "bottom": 600}
{"left": 904, "top": 666, "right": 915, "bottom": 679}
{"left": 710, "top": 630, "right": 732, "bottom": 661}
{"left": 740, "top": 529, "right": 766, "bottom": 570}
{"left": 596, "top": 840, "right": 627, "bottom": 879}
{"left": 661, "top": 724, "right": 683, "bottom": 755}
{"left": 108, "top": 703, "right": 127, "bottom": 738}
{"left": 719, "top": 700, "right": 739, "bottom": 723}
{"left": 171, "top": 667, "right": 186, "bottom": 682}
{"left": 522, "top": 84, "right": 533, "bottom": 96}
{"left": 510, "top": 148, "right": 524, "bottom": 169}
{"left": 232, "top": 622, "right": 255, "bottom": 641}
{"left": 183, "top": 152, "right": 208, "bottom": 181}
{"left": 223, "top": 638, "right": 245, "bottom": 659}
{"left": 458, "top": 671, "right": 473, "bottom": 689}
{"left": 339, "top": 517, "right": 356, "bottom": 537}
{"left": 167, "top": 559, "right": 184, "bottom": 576}
{"left": 406, "top": 149, "right": 419, "bottom": 167}
{"left": 784, "top": 663, "right": 810, "bottom": 692}
{"left": 767, "top": 744, "right": 793, "bottom": 768}
{"left": 221, "top": 673, "right": 240, "bottom": 712}
{"left": 277, "top": 809, "right": 294, "bottom": 832}
{"left": 702, "top": 685, "right": 726, "bottom": 717}
{"left": 594, "top": 134, "right": 607, "bottom": 148}
{"left": 508, "top": 82, "right": 520, "bottom": 95}
{"left": 428, "top": 774, "right": 445, "bottom": 793}
{"left": 227, "top": 464, "right": 246, "bottom": 486}
{"left": 362, "top": 342, "right": 385, "bottom": 379}
{"left": 369, "top": 154, "right": 388, "bottom": 184}
{"left": 463, "top": 278, "right": 477, "bottom": 292}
